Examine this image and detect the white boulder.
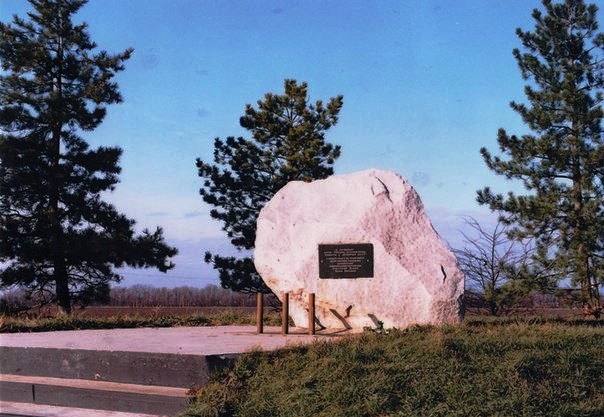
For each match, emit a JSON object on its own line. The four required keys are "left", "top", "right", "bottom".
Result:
{"left": 254, "top": 169, "right": 464, "bottom": 330}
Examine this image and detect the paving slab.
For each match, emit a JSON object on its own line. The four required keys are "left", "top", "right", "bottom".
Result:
{"left": 0, "top": 326, "right": 348, "bottom": 355}
{"left": 0, "top": 400, "right": 165, "bottom": 417}
{"left": 0, "top": 375, "right": 187, "bottom": 397}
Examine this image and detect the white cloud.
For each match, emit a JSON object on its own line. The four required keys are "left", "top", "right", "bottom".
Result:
{"left": 103, "top": 190, "right": 224, "bottom": 241}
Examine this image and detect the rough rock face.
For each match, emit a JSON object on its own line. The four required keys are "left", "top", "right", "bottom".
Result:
{"left": 254, "top": 169, "right": 464, "bottom": 330}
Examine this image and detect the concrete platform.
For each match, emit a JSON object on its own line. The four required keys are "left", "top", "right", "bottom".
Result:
{"left": 0, "top": 325, "right": 345, "bottom": 355}
{"left": 0, "top": 326, "right": 348, "bottom": 416}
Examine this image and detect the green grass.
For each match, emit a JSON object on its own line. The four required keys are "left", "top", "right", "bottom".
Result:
{"left": 0, "top": 310, "right": 281, "bottom": 332}
{"left": 185, "top": 318, "right": 604, "bottom": 417}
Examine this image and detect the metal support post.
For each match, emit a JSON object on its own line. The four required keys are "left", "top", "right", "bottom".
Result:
{"left": 256, "top": 293, "right": 264, "bottom": 334}
{"left": 281, "top": 292, "right": 289, "bottom": 335}
{"left": 308, "top": 293, "right": 315, "bottom": 335}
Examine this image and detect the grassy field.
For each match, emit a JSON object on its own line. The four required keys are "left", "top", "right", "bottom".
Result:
{"left": 185, "top": 318, "right": 604, "bottom": 417}
{"left": 0, "top": 308, "right": 281, "bottom": 332}
{"left": 68, "top": 305, "right": 259, "bottom": 318}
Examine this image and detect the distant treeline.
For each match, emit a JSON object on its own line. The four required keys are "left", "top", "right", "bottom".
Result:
{"left": 0, "top": 284, "right": 266, "bottom": 315}
{"left": 464, "top": 288, "right": 583, "bottom": 314}
{"left": 108, "top": 284, "right": 258, "bottom": 307}
{"left": 1, "top": 284, "right": 583, "bottom": 317}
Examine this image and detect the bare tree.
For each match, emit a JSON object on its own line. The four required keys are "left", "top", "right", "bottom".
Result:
{"left": 454, "top": 217, "right": 532, "bottom": 315}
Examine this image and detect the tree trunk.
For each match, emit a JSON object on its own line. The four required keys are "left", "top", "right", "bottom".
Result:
{"left": 571, "top": 177, "right": 592, "bottom": 314}
{"left": 570, "top": 168, "right": 599, "bottom": 317}
{"left": 50, "top": 132, "right": 70, "bottom": 315}
{"left": 55, "top": 257, "right": 71, "bottom": 315}
{"left": 569, "top": 112, "right": 596, "bottom": 316}
{"left": 50, "top": 32, "right": 70, "bottom": 315}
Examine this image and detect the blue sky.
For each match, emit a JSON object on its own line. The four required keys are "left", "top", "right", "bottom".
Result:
{"left": 3, "top": 0, "right": 585, "bottom": 288}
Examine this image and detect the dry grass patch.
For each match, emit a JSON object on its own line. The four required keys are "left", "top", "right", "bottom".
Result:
{"left": 0, "top": 310, "right": 281, "bottom": 332}
{"left": 186, "top": 318, "right": 603, "bottom": 417}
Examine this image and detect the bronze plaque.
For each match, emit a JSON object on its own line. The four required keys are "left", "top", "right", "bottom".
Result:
{"left": 318, "top": 243, "right": 374, "bottom": 279}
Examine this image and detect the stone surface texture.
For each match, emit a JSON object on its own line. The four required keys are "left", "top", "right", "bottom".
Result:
{"left": 254, "top": 169, "right": 464, "bottom": 330}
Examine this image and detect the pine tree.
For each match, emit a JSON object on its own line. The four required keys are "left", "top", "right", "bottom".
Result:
{"left": 478, "top": 0, "right": 604, "bottom": 317}
{"left": 0, "top": 0, "right": 177, "bottom": 314}
{"left": 196, "top": 79, "right": 343, "bottom": 294}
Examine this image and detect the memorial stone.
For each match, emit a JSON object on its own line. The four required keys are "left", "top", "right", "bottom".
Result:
{"left": 254, "top": 169, "right": 464, "bottom": 330}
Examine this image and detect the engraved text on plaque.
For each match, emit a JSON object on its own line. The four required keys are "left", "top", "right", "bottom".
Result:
{"left": 318, "top": 243, "right": 374, "bottom": 278}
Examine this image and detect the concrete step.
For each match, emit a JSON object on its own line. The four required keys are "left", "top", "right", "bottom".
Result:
{"left": 0, "top": 346, "right": 236, "bottom": 388}
{"left": 0, "top": 342, "right": 237, "bottom": 416}
{"left": 0, "top": 400, "right": 166, "bottom": 417}
{"left": 0, "top": 375, "right": 188, "bottom": 416}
